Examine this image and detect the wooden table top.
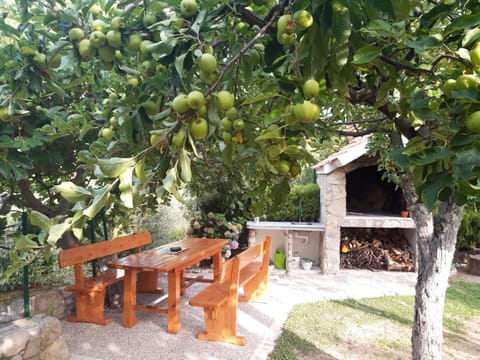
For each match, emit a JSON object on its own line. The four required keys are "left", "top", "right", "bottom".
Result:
{"left": 107, "top": 237, "right": 228, "bottom": 273}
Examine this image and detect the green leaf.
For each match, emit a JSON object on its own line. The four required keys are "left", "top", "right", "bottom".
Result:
{"left": 83, "top": 184, "right": 113, "bottom": 219}
{"left": 14, "top": 234, "right": 40, "bottom": 250}
{"left": 179, "top": 148, "right": 192, "bottom": 183}
{"left": 298, "top": 2, "right": 332, "bottom": 78}
{"left": 162, "top": 166, "right": 177, "bottom": 193}
{"left": 29, "top": 211, "right": 53, "bottom": 233}
{"left": 457, "top": 180, "right": 480, "bottom": 197}
{"left": 46, "top": 221, "right": 71, "bottom": 246}
{"left": 392, "top": 0, "right": 410, "bottom": 20}
{"left": 104, "top": 0, "right": 116, "bottom": 12}
{"left": 97, "top": 157, "right": 136, "bottom": 178}
{"left": 405, "top": 36, "right": 442, "bottom": 53}
{"left": 117, "top": 64, "right": 141, "bottom": 76}
{"left": 48, "top": 80, "right": 70, "bottom": 99}
{"left": 367, "top": 0, "right": 395, "bottom": 19}
{"left": 456, "top": 48, "right": 471, "bottom": 61}
{"left": 222, "top": 144, "right": 233, "bottom": 165}
{"left": 119, "top": 167, "right": 134, "bottom": 208}
{"left": 0, "top": 18, "right": 20, "bottom": 37}
{"left": 135, "top": 159, "right": 147, "bottom": 183}
{"left": 367, "top": 19, "right": 392, "bottom": 32}
{"left": 445, "top": 12, "right": 480, "bottom": 36}
{"left": 191, "top": 9, "right": 207, "bottom": 34}
{"left": 451, "top": 88, "right": 480, "bottom": 101}
{"left": 421, "top": 174, "right": 454, "bottom": 211}
{"left": 453, "top": 148, "right": 480, "bottom": 179}
{"left": 47, "top": 40, "right": 69, "bottom": 59}
{"left": 415, "top": 147, "right": 453, "bottom": 166}
{"left": 174, "top": 53, "right": 188, "bottom": 89}
{"left": 149, "top": 37, "right": 178, "bottom": 58}
{"left": 352, "top": 45, "right": 381, "bottom": 64}
{"left": 55, "top": 182, "right": 92, "bottom": 203}
{"left": 332, "top": 2, "right": 351, "bottom": 69}
{"left": 162, "top": 167, "right": 182, "bottom": 201}
{"left": 420, "top": 4, "right": 454, "bottom": 29}
{"left": 462, "top": 27, "right": 480, "bottom": 47}
{"left": 388, "top": 148, "right": 409, "bottom": 169}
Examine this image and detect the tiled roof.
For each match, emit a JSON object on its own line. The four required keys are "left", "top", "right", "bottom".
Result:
{"left": 312, "top": 136, "right": 370, "bottom": 174}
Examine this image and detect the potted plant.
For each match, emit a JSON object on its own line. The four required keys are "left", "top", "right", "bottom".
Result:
{"left": 301, "top": 257, "right": 313, "bottom": 270}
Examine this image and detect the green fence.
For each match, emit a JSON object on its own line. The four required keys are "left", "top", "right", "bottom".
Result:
{"left": 0, "top": 222, "right": 23, "bottom": 290}
{"left": 0, "top": 218, "right": 30, "bottom": 317}
{"left": 1, "top": 211, "right": 112, "bottom": 319}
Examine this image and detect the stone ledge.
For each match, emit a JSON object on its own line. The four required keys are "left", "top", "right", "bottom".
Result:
{"left": 0, "top": 314, "right": 69, "bottom": 359}
{"left": 1, "top": 288, "right": 74, "bottom": 324}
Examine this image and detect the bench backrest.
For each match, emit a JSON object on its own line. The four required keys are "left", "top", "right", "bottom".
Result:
{"left": 235, "top": 235, "right": 271, "bottom": 271}
{"left": 223, "top": 256, "right": 241, "bottom": 299}
{"left": 58, "top": 232, "right": 152, "bottom": 268}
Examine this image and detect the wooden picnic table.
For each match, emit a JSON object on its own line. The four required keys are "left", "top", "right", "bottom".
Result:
{"left": 107, "top": 237, "right": 228, "bottom": 333}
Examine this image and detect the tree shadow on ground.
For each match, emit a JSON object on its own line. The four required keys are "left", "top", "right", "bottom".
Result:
{"left": 333, "top": 298, "right": 413, "bottom": 326}
{"left": 269, "top": 328, "right": 338, "bottom": 360}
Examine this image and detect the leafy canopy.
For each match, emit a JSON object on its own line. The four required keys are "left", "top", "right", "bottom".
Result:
{"left": 2, "top": 0, "right": 480, "bottom": 279}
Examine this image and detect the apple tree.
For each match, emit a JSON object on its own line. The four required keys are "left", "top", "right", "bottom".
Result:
{"left": 1, "top": 0, "right": 480, "bottom": 359}
{"left": 295, "top": 1, "right": 480, "bottom": 359}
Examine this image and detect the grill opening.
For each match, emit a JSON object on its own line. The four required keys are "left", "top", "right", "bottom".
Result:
{"left": 346, "top": 166, "right": 405, "bottom": 215}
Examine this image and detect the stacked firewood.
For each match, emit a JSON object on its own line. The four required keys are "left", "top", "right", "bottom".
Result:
{"left": 340, "top": 228, "right": 415, "bottom": 272}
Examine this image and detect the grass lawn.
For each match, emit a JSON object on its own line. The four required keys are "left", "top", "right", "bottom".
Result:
{"left": 268, "top": 279, "right": 480, "bottom": 360}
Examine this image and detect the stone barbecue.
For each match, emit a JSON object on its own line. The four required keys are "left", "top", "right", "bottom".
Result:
{"left": 247, "top": 136, "right": 416, "bottom": 274}
{"left": 313, "top": 136, "right": 416, "bottom": 273}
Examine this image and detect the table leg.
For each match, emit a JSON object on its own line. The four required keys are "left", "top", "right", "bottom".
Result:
{"left": 167, "top": 269, "right": 181, "bottom": 333}
{"left": 211, "top": 251, "right": 223, "bottom": 282}
{"left": 180, "top": 269, "right": 187, "bottom": 296}
{"left": 123, "top": 269, "right": 138, "bottom": 328}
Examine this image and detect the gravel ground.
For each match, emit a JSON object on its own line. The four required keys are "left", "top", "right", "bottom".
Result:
{"left": 64, "top": 268, "right": 418, "bottom": 360}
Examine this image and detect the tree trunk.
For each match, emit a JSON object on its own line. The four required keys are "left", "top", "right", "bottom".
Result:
{"left": 402, "top": 174, "right": 464, "bottom": 360}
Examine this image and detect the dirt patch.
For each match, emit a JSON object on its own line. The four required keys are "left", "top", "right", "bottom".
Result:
{"left": 290, "top": 275, "right": 480, "bottom": 360}
{"left": 443, "top": 317, "right": 480, "bottom": 360}
{"left": 297, "top": 317, "right": 480, "bottom": 360}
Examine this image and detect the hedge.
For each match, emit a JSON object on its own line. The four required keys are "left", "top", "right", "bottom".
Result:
{"left": 267, "top": 183, "right": 320, "bottom": 222}
{"left": 457, "top": 210, "right": 480, "bottom": 250}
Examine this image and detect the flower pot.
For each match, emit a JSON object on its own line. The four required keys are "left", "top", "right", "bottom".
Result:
{"left": 292, "top": 256, "right": 301, "bottom": 268}
{"left": 301, "top": 258, "right": 313, "bottom": 270}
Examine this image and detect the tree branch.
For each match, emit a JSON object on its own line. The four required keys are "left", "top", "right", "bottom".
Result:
{"left": 17, "top": 179, "right": 55, "bottom": 217}
{"left": 233, "top": 5, "right": 266, "bottom": 28}
{"left": 207, "top": 0, "right": 289, "bottom": 95}
{"left": 431, "top": 54, "right": 471, "bottom": 72}
{"left": 379, "top": 55, "right": 433, "bottom": 75}
{"left": 330, "top": 115, "right": 388, "bottom": 126}
{"left": 337, "top": 128, "right": 388, "bottom": 137}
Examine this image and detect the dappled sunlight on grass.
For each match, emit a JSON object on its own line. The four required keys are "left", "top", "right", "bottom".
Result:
{"left": 269, "top": 279, "right": 480, "bottom": 360}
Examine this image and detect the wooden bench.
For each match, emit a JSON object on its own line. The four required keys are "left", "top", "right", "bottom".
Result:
{"left": 58, "top": 232, "right": 152, "bottom": 325}
{"left": 188, "top": 236, "right": 271, "bottom": 345}
{"left": 237, "top": 235, "right": 271, "bottom": 302}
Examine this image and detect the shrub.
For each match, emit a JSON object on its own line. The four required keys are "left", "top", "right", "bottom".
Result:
{"left": 457, "top": 210, "right": 480, "bottom": 250}
{"left": 268, "top": 183, "right": 320, "bottom": 222}
{"left": 136, "top": 202, "right": 188, "bottom": 248}
{"left": 187, "top": 212, "right": 247, "bottom": 258}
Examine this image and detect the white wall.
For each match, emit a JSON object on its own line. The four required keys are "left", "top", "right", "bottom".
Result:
{"left": 248, "top": 228, "right": 323, "bottom": 266}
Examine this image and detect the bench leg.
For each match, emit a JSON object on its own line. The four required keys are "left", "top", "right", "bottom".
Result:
{"left": 239, "top": 274, "right": 268, "bottom": 302}
{"left": 68, "top": 290, "right": 111, "bottom": 325}
{"left": 197, "top": 305, "right": 246, "bottom": 346}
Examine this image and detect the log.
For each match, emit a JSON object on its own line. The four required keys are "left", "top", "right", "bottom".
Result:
{"left": 340, "top": 228, "right": 415, "bottom": 272}
{"left": 467, "top": 254, "right": 480, "bottom": 276}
